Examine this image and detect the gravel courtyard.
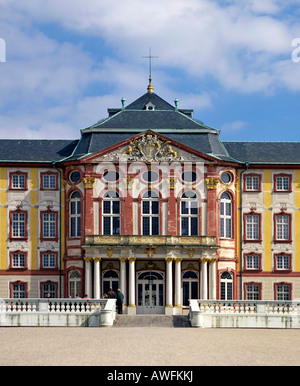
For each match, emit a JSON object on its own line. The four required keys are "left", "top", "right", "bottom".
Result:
{"left": 0, "top": 326, "right": 299, "bottom": 366}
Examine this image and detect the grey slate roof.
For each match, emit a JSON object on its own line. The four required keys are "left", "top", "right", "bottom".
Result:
{"left": 0, "top": 139, "right": 78, "bottom": 162}
{"left": 223, "top": 142, "right": 300, "bottom": 164}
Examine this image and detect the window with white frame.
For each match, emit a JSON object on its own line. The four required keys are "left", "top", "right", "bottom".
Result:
{"left": 220, "top": 192, "right": 232, "bottom": 238}
{"left": 43, "top": 174, "right": 56, "bottom": 189}
{"left": 70, "top": 191, "right": 81, "bottom": 237}
{"left": 245, "top": 175, "right": 260, "bottom": 191}
{"left": 11, "top": 173, "right": 26, "bottom": 189}
{"left": 11, "top": 212, "right": 26, "bottom": 238}
{"left": 245, "top": 214, "right": 260, "bottom": 240}
{"left": 142, "top": 191, "right": 159, "bottom": 235}
{"left": 181, "top": 191, "right": 198, "bottom": 236}
{"left": 42, "top": 283, "right": 56, "bottom": 298}
{"left": 11, "top": 252, "right": 26, "bottom": 268}
{"left": 275, "top": 175, "right": 290, "bottom": 191}
{"left": 12, "top": 283, "right": 26, "bottom": 298}
{"left": 275, "top": 254, "right": 290, "bottom": 270}
{"left": 276, "top": 284, "right": 291, "bottom": 300}
{"left": 42, "top": 253, "right": 56, "bottom": 269}
{"left": 246, "top": 284, "right": 260, "bottom": 300}
{"left": 102, "top": 191, "right": 120, "bottom": 235}
{"left": 246, "top": 254, "right": 260, "bottom": 270}
{"left": 69, "top": 270, "right": 81, "bottom": 298}
{"left": 43, "top": 213, "right": 56, "bottom": 239}
{"left": 220, "top": 271, "right": 233, "bottom": 300}
{"left": 276, "top": 215, "right": 290, "bottom": 241}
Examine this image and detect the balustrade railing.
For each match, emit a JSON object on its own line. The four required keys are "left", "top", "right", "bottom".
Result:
{"left": 194, "top": 300, "right": 300, "bottom": 314}
{"left": 0, "top": 298, "right": 108, "bottom": 313}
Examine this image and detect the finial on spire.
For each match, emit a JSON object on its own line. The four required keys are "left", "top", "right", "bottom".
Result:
{"left": 142, "top": 48, "right": 158, "bottom": 93}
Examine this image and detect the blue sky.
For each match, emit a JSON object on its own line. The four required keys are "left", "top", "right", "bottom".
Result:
{"left": 0, "top": 0, "right": 300, "bottom": 142}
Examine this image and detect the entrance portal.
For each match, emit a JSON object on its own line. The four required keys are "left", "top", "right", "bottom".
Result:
{"left": 137, "top": 271, "right": 164, "bottom": 314}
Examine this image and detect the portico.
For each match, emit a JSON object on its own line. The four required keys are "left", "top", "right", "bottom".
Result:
{"left": 83, "top": 235, "right": 219, "bottom": 314}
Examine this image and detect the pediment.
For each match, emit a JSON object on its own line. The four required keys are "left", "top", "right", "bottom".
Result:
{"left": 83, "top": 131, "right": 214, "bottom": 163}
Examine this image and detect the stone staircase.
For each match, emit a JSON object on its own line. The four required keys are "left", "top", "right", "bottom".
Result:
{"left": 114, "top": 314, "right": 190, "bottom": 328}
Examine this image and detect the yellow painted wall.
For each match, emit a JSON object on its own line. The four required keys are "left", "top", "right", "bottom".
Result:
{"left": 30, "top": 168, "right": 38, "bottom": 270}
{"left": 236, "top": 170, "right": 241, "bottom": 271}
{"left": 0, "top": 168, "right": 7, "bottom": 270}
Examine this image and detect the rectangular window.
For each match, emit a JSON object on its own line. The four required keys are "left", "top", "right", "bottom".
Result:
{"left": 245, "top": 215, "right": 260, "bottom": 240}
{"left": 12, "top": 212, "right": 26, "bottom": 238}
{"left": 12, "top": 253, "right": 26, "bottom": 268}
{"left": 246, "top": 284, "right": 260, "bottom": 300}
{"left": 42, "top": 253, "right": 56, "bottom": 268}
{"left": 246, "top": 254, "right": 260, "bottom": 270}
{"left": 12, "top": 283, "right": 26, "bottom": 298}
{"left": 42, "top": 283, "right": 56, "bottom": 298}
{"left": 275, "top": 255, "right": 290, "bottom": 270}
{"left": 43, "top": 213, "right": 56, "bottom": 238}
{"left": 43, "top": 174, "right": 56, "bottom": 189}
{"left": 276, "top": 215, "right": 290, "bottom": 241}
{"left": 274, "top": 174, "right": 291, "bottom": 192}
{"left": 245, "top": 176, "right": 260, "bottom": 191}
{"left": 10, "top": 172, "right": 27, "bottom": 190}
{"left": 276, "top": 284, "right": 291, "bottom": 300}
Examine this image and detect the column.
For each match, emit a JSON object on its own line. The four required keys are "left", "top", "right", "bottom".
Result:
{"left": 128, "top": 257, "right": 136, "bottom": 314}
{"left": 174, "top": 258, "right": 182, "bottom": 310}
{"left": 83, "top": 175, "right": 95, "bottom": 236}
{"left": 165, "top": 257, "right": 173, "bottom": 313}
{"left": 205, "top": 176, "right": 218, "bottom": 236}
{"left": 119, "top": 257, "right": 127, "bottom": 304}
{"left": 84, "top": 257, "right": 93, "bottom": 298}
{"left": 93, "top": 257, "right": 101, "bottom": 299}
{"left": 200, "top": 257, "right": 208, "bottom": 300}
{"left": 209, "top": 258, "right": 217, "bottom": 300}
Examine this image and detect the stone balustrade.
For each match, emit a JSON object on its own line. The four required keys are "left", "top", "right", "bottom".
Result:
{"left": 0, "top": 298, "right": 116, "bottom": 327}
{"left": 189, "top": 299, "right": 300, "bottom": 328}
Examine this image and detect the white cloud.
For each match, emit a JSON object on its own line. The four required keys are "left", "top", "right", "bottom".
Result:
{"left": 0, "top": 0, "right": 300, "bottom": 139}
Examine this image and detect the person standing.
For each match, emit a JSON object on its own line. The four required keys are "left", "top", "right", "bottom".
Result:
{"left": 107, "top": 287, "right": 117, "bottom": 299}
{"left": 116, "top": 288, "right": 124, "bottom": 314}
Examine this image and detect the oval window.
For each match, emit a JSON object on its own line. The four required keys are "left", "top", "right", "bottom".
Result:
{"left": 69, "top": 171, "right": 81, "bottom": 183}
{"left": 142, "top": 171, "right": 159, "bottom": 182}
{"left": 103, "top": 170, "right": 120, "bottom": 182}
{"left": 182, "top": 171, "right": 197, "bottom": 182}
{"left": 220, "top": 172, "right": 232, "bottom": 184}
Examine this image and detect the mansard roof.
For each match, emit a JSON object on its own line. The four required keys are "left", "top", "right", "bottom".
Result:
{"left": 0, "top": 139, "right": 78, "bottom": 163}
{"left": 70, "top": 91, "right": 238, "bottom": 162}
{"left": 223, "top": 142, "right": 300, "bottom": 164}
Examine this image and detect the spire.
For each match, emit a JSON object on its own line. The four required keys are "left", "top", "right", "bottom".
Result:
{"left": 143, "top": 48, "right": 158, "bottom": 94}
{"left": 147, "top": 75, "right": 154, "bottom": 93}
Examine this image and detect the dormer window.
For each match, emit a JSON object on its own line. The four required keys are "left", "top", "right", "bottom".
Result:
{"left": 145, "top": 102, "right": 156, "bottom": 110}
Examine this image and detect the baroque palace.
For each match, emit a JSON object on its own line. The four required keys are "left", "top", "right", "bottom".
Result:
{"left": 1, "top": 78, "right": 300, "bottom": 315}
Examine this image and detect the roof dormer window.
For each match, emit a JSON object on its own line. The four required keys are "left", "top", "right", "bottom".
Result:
{"left": 145, "top": 102, "right": 156, "bottom": 110}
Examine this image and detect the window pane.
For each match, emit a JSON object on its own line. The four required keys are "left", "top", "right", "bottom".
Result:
{"left": 181, "top": 217, "right": 189, "bottom": 236}
{"left": 152, "top": 217, "right": 159, "bottom": 235}
{"left": 191, "top": 217, "right": 198, "bottom": 235}
{"left": 143, "top": 217, "right": 150, "bottom": 235}
{"left": 103, "top": 217, "right": 111, "bottom": 235}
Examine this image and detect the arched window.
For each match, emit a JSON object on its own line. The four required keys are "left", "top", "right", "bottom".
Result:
{"left": 70, "top": 191, "right": 81, "bottom": 237}
{"left": 182, "top": 270, "right": 199, "bottom": 306}
{"left": 181, "top": 191, "right": 198, "bottom": 236}
{"left": 103, "top": 270, "right": 119, "bottom": 295}
{"left": 142, "top": 191, "right": 159, "bottom": 235}
{"left": 220, "top": 192, "right": 232, "bottom": 239}
{"left": 102, "top": 191, "right": 120, "bottom": 235}
{"left": 220, "top": 271, "right": 233, "bottom": 300}
{"left": 69, "top": 270, "right": 81, "bottom": 298}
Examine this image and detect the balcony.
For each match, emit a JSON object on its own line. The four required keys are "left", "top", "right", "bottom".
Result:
{"left": 83, "top": 235, "right": 218, "bottom": 249}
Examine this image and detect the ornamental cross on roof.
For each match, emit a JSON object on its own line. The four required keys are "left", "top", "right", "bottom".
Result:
{"left": 142, "top": 48, "right": 158, "bottom": 93}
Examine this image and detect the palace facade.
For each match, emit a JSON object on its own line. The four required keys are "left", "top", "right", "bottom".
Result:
{"left": 1, "top": 80, "right": 300, "bottom": 314}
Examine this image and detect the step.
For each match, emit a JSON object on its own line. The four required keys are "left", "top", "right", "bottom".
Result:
{"left": 114, "top": 314, "right": 190, "bottom": 328}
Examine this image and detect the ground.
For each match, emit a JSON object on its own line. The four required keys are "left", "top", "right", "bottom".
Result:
{"left": 0, "top": 326, "right": 299, "bottom": 366}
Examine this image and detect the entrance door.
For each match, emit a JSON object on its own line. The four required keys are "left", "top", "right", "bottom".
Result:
{"left": 137, "top": 271, "right": 164, "bottom": 314}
